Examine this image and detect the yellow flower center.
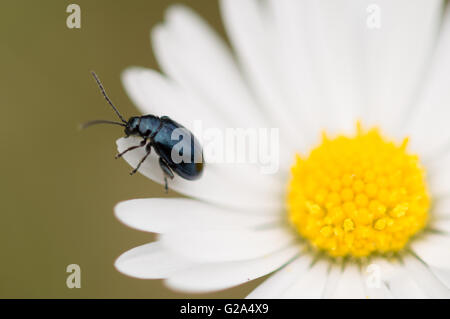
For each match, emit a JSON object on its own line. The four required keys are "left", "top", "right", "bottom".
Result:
{"left": 287, "top": 123, "right": 430, "bottom": 258}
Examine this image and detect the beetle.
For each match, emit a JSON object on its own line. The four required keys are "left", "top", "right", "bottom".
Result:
{"left": 84, "top": 72, "right": 204, "bottom": 192}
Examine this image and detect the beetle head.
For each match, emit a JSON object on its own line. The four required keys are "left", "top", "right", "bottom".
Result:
{"left": 125, "top": 117, "right": 140, "bottom": 136}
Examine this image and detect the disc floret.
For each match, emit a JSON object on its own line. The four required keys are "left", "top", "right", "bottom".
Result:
{"left": 287, "top": 124, "right": 430, "bottom": 257}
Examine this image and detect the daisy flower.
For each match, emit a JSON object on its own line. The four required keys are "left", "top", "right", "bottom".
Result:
{"left": 114, "top": 0, "right": 450, "bottom": 298}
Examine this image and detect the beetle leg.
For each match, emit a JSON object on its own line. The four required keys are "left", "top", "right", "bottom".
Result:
{"left": 115, "top": 138, "right": 147, "bottom": 159}
{"left": 158, "top": 158, "right": 174, "bottom": 193}
{"left": 130, "top": 143, "right": 152, "bottom": 175}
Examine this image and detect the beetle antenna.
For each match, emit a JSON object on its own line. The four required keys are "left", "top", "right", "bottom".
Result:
{"left": 80, "top": 120, "right": 126, "bottom": 130}
{"left": 91, "top": 71, "right": 127, "bottom": 124}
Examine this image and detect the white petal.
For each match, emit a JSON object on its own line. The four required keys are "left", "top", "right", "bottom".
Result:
{"left": 322, "top": 264, "right": 342, "bottom": 298}
{"left": 411, "top": 233, "right": 450, "bottom": 269}
{"left": 430, "top": 219, "right": 450, "bottom": 233}
{"left": 219, "top": 0, "right": 307, "bottom": 152}
{"left": 428, "top": 165, "right": 450, "bottom": 199}
{"left": 165, "top": 245, "right": 299, "bottom": 293}
{"left": 364, "top": 287, "right": 392, "bottom": 299}
{"left": 160, "top": 227, "right": 295, "bottom": 263}
{"left": 280, "top": 260, "right": 329, "bottom": 299}
{"left": 427, "top": 151, "right": 450, "bottom": 199}
{"left": 430, "top": 266, "right": 450, "bottom": 288}
{"left": 116, "top": 137, "right": 282, "bottom": 212}
{"left": 377, "top": 257, "right": 450, "bottom": 296}
{"left": 425, "top": 140, "right": 450, "bottom": 196}
{"left": 246, "top": 255, "right": 312, "bottom": 299}
{"left": 364, "top": 0, "right": 443, "bottom": 136}
{"left": 431, "top": 197, "right": 450, "bottom": 219}
{"left": 115, "top": 198, "right": 280, "bottom": 234}
{"left": 402, "top": 255, "right": 450, "bottom": 298}
{"left": 328, "top": 265, "right": 366, "bottom": 299}
{"left": 114, "top": 241, "right": 193, "bottom": 279}
{"left": 374, "top": 259, "right": 427, "bottom": 298}
{"left": 265, "top": 0, "right": 323, "bottom": 144}
{"left": 405, "top": 3, "right": 450, "bottom": 157}
{"left": 158, "top": 5, "right": 269, "bottom": 130}
{"left": 303, "top": 0, "right": 366, "bottom": 134}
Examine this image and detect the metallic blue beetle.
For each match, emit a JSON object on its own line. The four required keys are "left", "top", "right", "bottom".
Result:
{"left": 84, "top": 72, "right": 204, "bottom": 191}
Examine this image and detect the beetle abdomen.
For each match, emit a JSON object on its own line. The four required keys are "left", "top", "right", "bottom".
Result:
{"left": 152, "top": 117, "right": 204, "bottom": 180}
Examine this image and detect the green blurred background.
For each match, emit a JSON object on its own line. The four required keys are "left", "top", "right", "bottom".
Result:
{"left": 0, "top": 0, "right": 263, "bottom": 298}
